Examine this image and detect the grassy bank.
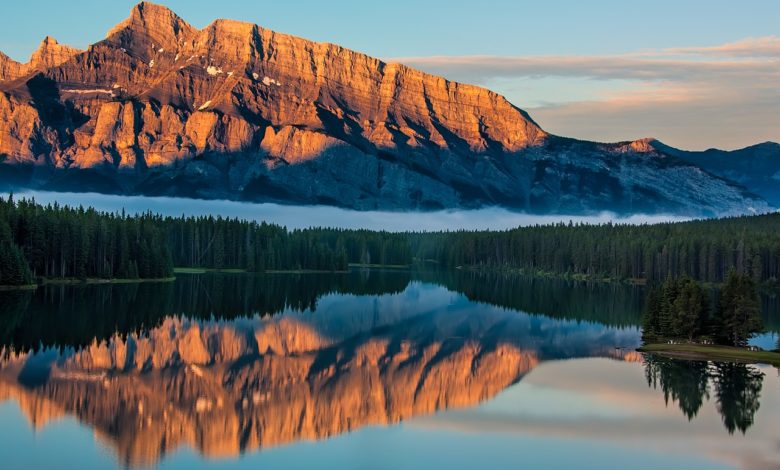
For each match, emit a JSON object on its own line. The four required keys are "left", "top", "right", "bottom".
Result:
{"left": 174, "top": 267, "right": 248, "bottom": 274}
{"left": 0, "top": 277, "right": 176, "bottom": 290}
{"left": 348, "top": 263, "right": 410, "bottom": 269}
{"left": 450, "top": 265, "right": 646, "bottom": 285}
{"left": 174, "top": 267, "right": 349, "bottom": 274}
{"left": 450, "top": 265, "right": 780, "bottom": 293}
{"left": 40, "top": 277, "right": 176, "bottom": 285}
{"left": 264, "top": 269, "right": 349, "bottom": 274}
{"left": 638, "top": 343, "right": 780, "bottom": 366}
{"left": 0, "top": 284, "right": 38, "bottom": 291}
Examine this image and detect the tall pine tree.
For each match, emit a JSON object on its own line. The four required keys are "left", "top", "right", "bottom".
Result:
{"left": 715, "top": 270, "right": 763, "bottom": 347}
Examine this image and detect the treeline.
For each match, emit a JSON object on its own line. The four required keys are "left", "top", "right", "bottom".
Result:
{"left": 643, "top": 271, "right": 763, "bottom": 346}
{"left": 163, "top": 219, "right": 410, "bottom": 272}
{"left": 0, "top": 196, "right": 412, "bottom": 285}
{"left": 416, "top": 270, "right": 645, "bottom": 328}
{"left": 3, "top": 195, "right": 780, "bottom": 288}
{"left": 1, "top": 196, "right": 172, "bottom": 284}
{"left": 410, "top": 214, "right": 780, "bottom": 284}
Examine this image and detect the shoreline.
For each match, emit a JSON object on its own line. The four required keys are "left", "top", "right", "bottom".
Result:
{"left": 173, "top": 267, "right": 351, "bottom": 275}
{"left": 41, "top": 277, "right": 177, "bottom": 286}
{"left": 0, "top": 277, "right": 176, "bottom": 291}
{"left": 0, "top": 284, "right": 38, "bottom": 291}
{"left": 638, "top": 343, "right": 780, "bottom": 366}
{"left": 451, "top": 265, "right": 649, "bottom": 286}
{"left": 452, "top": 265, "right": 780, "bottom": 292}
{"left": 348, "top": 263, "right": 410, "bottom": 269}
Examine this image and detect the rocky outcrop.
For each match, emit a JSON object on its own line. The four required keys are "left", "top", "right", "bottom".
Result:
{"left": 0, "top": 2, "right": 771, "bottom": 215}
{"left": 0, "top": 36, "right": 81, "bottom": 81}
{"left": 29, "top": 37, "right": 81, "bottom": 71}
{"left": 0, "top": 52, "right": 25, "bottom": 81}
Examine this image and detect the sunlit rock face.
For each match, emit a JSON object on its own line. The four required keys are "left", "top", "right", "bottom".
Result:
{"left": 0, "top": 2, "right": 767, "bottom": 215}
{"left": 0, "top": 37, "right": 81, "bottom": 81}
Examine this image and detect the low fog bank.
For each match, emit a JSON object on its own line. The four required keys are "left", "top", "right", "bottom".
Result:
{"left": 12, "top": 191, "right": 690, "bottom": 232}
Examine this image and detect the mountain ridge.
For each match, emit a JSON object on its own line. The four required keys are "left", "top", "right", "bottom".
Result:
{"left": 646, "top": 139, "right": 780, "bottom": 207}
{"left": 0, "top": 2, "right": 773, "bottom": 216}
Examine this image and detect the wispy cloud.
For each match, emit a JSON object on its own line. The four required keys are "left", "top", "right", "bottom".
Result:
{"left": 390, "top": 55, "right": 780, "bottom": 83}
{"left": 666, "top": 35, "right": 780, "bottom": 57}
{"left": 388, "top": 37, "right": 780, "bottom": 150}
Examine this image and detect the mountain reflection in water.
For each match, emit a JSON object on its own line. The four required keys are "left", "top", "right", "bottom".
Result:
{"left": 0, "top": 271, "right": 777, "bottom": 469}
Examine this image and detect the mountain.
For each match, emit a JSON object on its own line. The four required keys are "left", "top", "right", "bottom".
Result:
{"left": 0, "top": 2, "right": 772, "bottom": 215}
{"left": 649, "top": 140, "right": 780, "bottom": 208}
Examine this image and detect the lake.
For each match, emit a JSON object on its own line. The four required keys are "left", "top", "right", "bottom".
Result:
{"left": 0, "top": 270, "right": 779, "bottom": 469}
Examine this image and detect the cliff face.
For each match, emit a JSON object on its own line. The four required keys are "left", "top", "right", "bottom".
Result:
{"left": 0, "top": 2, "right": 770, "bottom": 215}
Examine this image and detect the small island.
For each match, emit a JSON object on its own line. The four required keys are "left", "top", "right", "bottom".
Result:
{"left": 638, "top": 270, "right": 780, "bottom": 365}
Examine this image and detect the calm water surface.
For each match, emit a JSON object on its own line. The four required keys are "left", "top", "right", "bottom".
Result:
{"left": 0, "top": 271, "right": 778, "bottom": 469}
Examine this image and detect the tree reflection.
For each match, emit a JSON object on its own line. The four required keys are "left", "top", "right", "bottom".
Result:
{"left": 0, "top": 270, "right": 411, "bottom": 353}
{"left": 644, "top": 356, "right": 710, "bottom": 420}
{"left": 417, "top": 270, "right": 646, "bottom": 328}
{"left": 643, "top": 355, "right": 764, "bottom": 434}
{"left": 711, "top": 362, "right": 764, "bottom": 434}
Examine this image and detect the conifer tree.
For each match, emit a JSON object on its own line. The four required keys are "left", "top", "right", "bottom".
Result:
{"left": 671, "top": 277, "right": 708, "bottom": 341}
{"left": 715, "top": 270, "right": 763, "bottom": 347}
{"left": 658, "top": 276, "right": 680, "bottom": 335}
{"left": 642, "top": 288, "right": 662, "bottom": 339}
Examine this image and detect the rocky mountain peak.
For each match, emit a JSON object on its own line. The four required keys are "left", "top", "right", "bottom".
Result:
{"left": 28, "top": 36, "right": 81, "bottom": 70}
{"left": 0, "top": 36, "right": 81, "bottom": 81}
{"left": 105, "top": 1, "right": 195, "bottom": 59}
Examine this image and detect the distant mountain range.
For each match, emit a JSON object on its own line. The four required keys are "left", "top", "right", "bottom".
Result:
{"left": 649, "top": 140, "right": 780, "bottom": 211}
{"left": 0, "top": 2, "right": 776, "bottom": 216}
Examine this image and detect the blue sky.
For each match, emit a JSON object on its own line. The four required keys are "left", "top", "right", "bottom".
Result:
{"left": 2, "top": 0, "right": 779, "bottom": 149}
{"left": 3, "top": 0, "right": 778, "bottom": 59}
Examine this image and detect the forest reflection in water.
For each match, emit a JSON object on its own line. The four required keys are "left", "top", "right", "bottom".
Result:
{"left": 643, "top": 355, "right": 766, "bottom": 434}
{"left": 0, "top": 270, "right": 778, "bottom": 469}
{"left": 2, "top": 270, "right": 778, "bottom": 353}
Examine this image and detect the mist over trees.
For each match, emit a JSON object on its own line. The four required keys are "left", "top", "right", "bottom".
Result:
{"left": 2, "top": 196, "right": 780, "bottom": 291}
{"left": 0, "top": 196, "right": 411, "bottom": 284}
